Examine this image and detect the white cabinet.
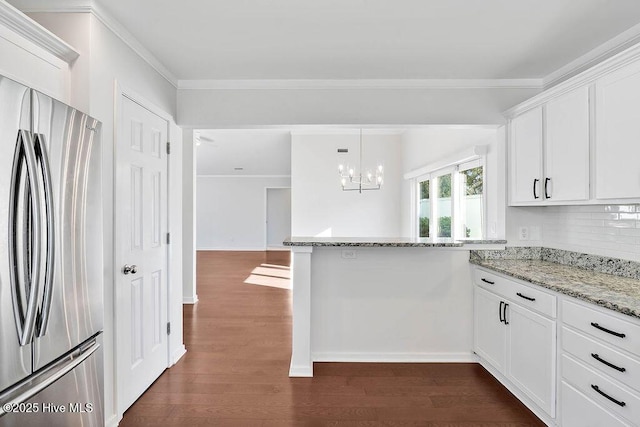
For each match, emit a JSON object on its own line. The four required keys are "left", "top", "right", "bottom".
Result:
{"left": 473, "top": 269, "right": 557, "bottom": 417}
{"left": 509, "top": 86, "right": 590, "bottom": 205}
{"left": 510, "top": 106, "right": 543, "bottom": 204}
{"left": 560, "top": 300, "right": 640, "bottom": 426}
{"left": 595, "top": 59, "right": 640, "bottom": 200}
{"left": 507, "top": 303, "right": 557, "bottom": 416}
{"left": 474, "top": 287, "right": 507, "bottom": 372}
{"left": 545, "top": 86, "right": 590, "bottom": 202}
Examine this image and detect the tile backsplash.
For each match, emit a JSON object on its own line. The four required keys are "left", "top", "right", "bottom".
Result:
{"left": 507, "top": 204, "right": 640, "bottom": 262}
{"left": 541, "top": 204, "right": 640, "bottom": 262}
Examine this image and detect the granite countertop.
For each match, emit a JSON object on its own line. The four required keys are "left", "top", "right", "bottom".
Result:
{"left": 284, "top": 237, "right": 507, "bottom": 247}
{"left": 470, "top": 256, "right": 640, "bottom": 319}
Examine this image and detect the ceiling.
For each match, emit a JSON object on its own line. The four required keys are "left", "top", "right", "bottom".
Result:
{"left": 196, "top": 129, "right": 292, "bottom": 176}
{"left": 10, "top": 0, "right": 640, "bottom": 82}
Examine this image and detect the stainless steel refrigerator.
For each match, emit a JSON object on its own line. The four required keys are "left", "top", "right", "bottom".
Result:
{"left": 0, "top": 75, "right": 104, "bottom": 426}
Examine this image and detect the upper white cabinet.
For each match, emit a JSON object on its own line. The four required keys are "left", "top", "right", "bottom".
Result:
{"left": 509, "top": 86, "right": 590, "bottom": 205}
{"left": 510, "top": 106, "right": 543, "bottom": 204}
{"left": 595, "top": 59, "right": 640, "bottom": 200}
{"left": 545, "top": 86, "right": 590, "bottom": 202}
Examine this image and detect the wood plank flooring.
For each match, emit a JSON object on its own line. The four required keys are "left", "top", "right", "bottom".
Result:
{"left": 120, "top": 251, "right": 545, "bottom": 426}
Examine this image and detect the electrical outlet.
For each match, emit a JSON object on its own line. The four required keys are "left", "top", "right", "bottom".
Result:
{"left": 518, "top": 226, "right": 529, "bottom": 241}
{"left": 341, "top": 249, "right": 357, "bottom": 259}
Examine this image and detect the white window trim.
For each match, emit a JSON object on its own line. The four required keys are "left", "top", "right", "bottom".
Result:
{"left": 412, "top": 154, "right": 487, "bottom": 240}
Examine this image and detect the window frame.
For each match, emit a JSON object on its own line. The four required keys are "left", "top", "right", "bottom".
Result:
{"left": 414, "top": 157, "right": 486, "bottom": 240}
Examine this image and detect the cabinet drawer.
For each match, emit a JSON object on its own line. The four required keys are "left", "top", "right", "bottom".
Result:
{"left": 474, "top": 268, "right": 510, "bottom": 293}
{"left": 561, "top": 381, "right": 630, "bottom": 427}
{"left": 563, "top": 300, "right": 640, "bottom": 356}
{"left": 563, "top": 327, "right": 640, "bottom": 393}
{"left": 563, "top": 354, "right": 640, "bottom": 423}
{"left": 474, "top": 268, "right": 556, "bottom": 318}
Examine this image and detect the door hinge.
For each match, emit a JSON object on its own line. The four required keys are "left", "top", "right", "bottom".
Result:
{"left": 166, "top": 141, "right": 171, "bottom": 154}
{"left": 167, "top": 322, "right": 171, "bottom": 335}
{"left": 166, "top": 232, "right": 170, "bottom": 244}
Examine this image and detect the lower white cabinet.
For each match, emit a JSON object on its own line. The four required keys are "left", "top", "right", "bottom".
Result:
{"left": 473, "top": 273, "right": 557, "bottom": 418}
{"left": 561, "top": 381, "right": 630, "bottom": 427}
{"left": 507, "top": 303, "right": 557, "bottom": 416}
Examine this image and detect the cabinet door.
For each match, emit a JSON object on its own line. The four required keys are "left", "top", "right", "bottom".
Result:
{"left": 545, "top": 86, "right": 590, "bottom": 202}
{"left": 510, "top": 107, "right": 543, "bottom": 204}
{"left": 595, "top": 60, "right": 640, "bottom": 199}
{"left": 474, "top": 287, "right": 507, "bottom": 373}
{"left": 507, "top": 303, "right": 557, "bottom": 417}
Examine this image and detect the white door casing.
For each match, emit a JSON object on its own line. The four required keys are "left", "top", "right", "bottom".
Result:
{"left": 115, "top": 93, "right": 169, "bottom": 412}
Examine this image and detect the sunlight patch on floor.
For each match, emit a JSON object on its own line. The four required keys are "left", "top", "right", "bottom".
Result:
{"left": 244, "top": 264, "right": 291, "bottom": 290}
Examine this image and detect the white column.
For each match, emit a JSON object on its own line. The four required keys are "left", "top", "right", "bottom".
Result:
{"left": 289, "top": 246, "right": 313, "bottom": 377}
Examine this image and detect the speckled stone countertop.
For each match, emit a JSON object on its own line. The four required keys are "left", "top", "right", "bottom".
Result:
{"left": 470, "top": 248, "right": 640, "bottom": 319}
{"left": 284, "top": 237, "right": 507, "bottom": 247}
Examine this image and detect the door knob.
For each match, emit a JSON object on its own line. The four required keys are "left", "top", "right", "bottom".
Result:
{"left": 123, "top": 264, "right": 138, "bottom": 275}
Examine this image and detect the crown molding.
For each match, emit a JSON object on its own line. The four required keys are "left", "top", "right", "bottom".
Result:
{"left": 543, "top": 21, "right": 640, "bottom": 89}
{"left": 505, "top": 39, "right": 640, "bottom": 117}
{"left": 0, "top": 1, "right": 79, "bottom": 63}
{"left": 177, "top": 78, "right": 544, "bottom": 91}
{"left": 11, "top": 0, "right": 178, "bottom": 87}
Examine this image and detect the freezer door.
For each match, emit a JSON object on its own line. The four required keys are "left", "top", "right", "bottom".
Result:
{"left": 0, "top": 335, "right": 104, "bottom": 427}
{"left": 0, "top": 76, "right": 34, "bottom": 392}
{"left": 31, "top": 91, "right": 103, "bottom": 371}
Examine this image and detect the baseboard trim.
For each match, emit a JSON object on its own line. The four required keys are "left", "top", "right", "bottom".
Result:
{"left": 266, "top": 246, "right": 291, "bottom": 251}
{"left": 183, "top": 295, "right": 199, "bottom": 304}
{"left": 289, "top": 364, "right": 313, "bottom": 377}
{"left": 105, "top": 413, "right": 120, "bottom": 427}
{"left": 171, "top": 345, "right": 187, "bottom": 365}
{"left": 312, "top": 351, "right": 476, "bottom": 363}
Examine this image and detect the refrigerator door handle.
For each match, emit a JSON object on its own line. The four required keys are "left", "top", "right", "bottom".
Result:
{"left": 0, "top": 339, "right": 99, "bottom": 414}
{"left": 8, "top": 129, "right": 44, "bottom": 346}
{"left": 34, "top": 133, "right": 55, "bottom": 337}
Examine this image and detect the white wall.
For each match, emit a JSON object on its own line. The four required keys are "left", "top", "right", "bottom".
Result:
{"left": 507, "top": 204, "right": 640, "bottom": 262}
{"left": 399, "top": 127, "right": 505, "bottom": 239}
{"left": 177, "top": 87, "right": 540, "bottom": 127}
{"left": 24, "top": 12, "right": 180, "bottom": 426}
{"left": 291, "top": 131, "right": 403, "bottom": 237}
{"left": 197, "top": 176, "right": 291, "bottom": 250}
{"left": 310, "top": 247, "right": 474, "bottom": 361}
{"left": 182, "top": 128, "right": 197, "bottom": 303}
{"left": 267, "top": 188, "right": 292, "bottom": 247}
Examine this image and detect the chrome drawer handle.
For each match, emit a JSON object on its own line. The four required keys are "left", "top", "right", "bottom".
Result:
{"left": 591, "top": 322, "right": 626, "bottom": 338}
{"left": 591, "top": 384, "right": 626, "bottom": 407}
{"left": 591, "top": 353, "right": 626, "bottom": 372}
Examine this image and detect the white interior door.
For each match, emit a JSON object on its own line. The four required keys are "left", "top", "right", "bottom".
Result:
{"left": 266, "top": 188, "right": 291, "bottom": 247}
{"left": 115, "top": 95, "right": 169, "bottom": 412}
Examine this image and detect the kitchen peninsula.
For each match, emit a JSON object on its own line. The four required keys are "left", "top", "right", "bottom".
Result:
{"left": 284, "top": 237, "right": 506, "bottom": 377}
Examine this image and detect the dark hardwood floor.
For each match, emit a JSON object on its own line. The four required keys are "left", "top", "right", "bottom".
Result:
{"left": 120, "top": 251, "right": 545, "bottom": 426}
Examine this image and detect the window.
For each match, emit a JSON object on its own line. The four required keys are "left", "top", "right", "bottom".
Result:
{"left": 457, "top": 161, "right": 484, "bottom": 239}
{"left": 418, "top": 179, "right": 430, "bottom": 237}
{"left": 415, "top": 160, "right": 485, "bottom": 240}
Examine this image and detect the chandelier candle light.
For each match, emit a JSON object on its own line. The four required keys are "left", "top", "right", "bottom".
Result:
{"left": 338, "top": 129, "right": 384, "bottom": 193}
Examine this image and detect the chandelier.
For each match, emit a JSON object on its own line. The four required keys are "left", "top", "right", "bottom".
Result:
{"left": 338, "top": 129, "right": 384, "bottom": 193}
